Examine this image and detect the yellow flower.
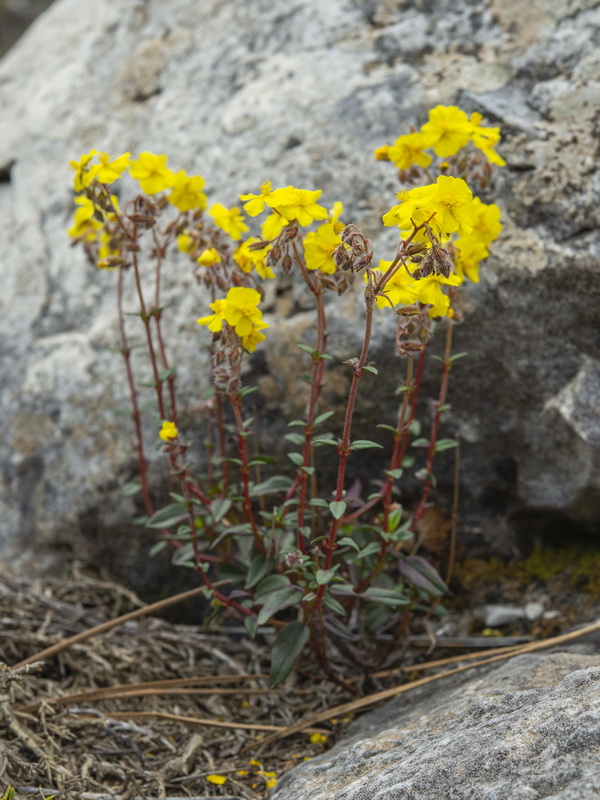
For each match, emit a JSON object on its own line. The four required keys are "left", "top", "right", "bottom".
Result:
{"left": 420, "top": 105, "right": 472, "bottom": 157}
{"left": 197, "top": 298, "right": 228, "bottom": 333}
{"left": 453, "top": 237, "right": 489, "bottom": 283}
{"left": 95, "top": 151, "right": 130, "bottom": 184}
{"left": 209, "top": 203, "right": 248, "bottom": 241}
{"left": 373, "top": 144, "right": 391, "bottom": 161}
{"left": 168, "top": 170, "right": 207, "bottom": 212}
{"left": 369, "top": 260, "right": 420, "bottom": 309}
{"left": 261, "top": 212, "right": 289, "bottom": 240}
{"left": 240, "top": 320, "right": 268, "bottom": 352}
{"left": 129, "top": 152, "right": 176, "bottom": 194}
{"left": 428, "top": 176, "right": 474, "bottom": 236}
{"left": 465, "top": 197, "right": 502, "bottom": 246}
{"left": 222, "top": 287, "right": 265, "bottom": 337}
{"left": 67, "top": 195, "right": 101, "bottom": 240}
{"left": 239, "top": 181, "right": 276, "bottom": 216}
{"left": 388, "top": 132, "right": 433, "bottom": 170}
{"left": 206, "top": 774, "right": 227, "bottom": 785}
{"left": 382, "top": 184, "right": 438, "bottom": 238}
{"left": 275, "top": 187, "right": 328, "bottom": 227}
{"left": 159, "top": 420, "right": 178, "bottom": 442}
{"left": 328, "top": 201, "right": 345, "bottom": 233}
{"left": 308, "top": 732, "right": 328, "bottom": 745}
{"left": 233, "top": 238, "right": 275, "bottom": 279}
{"left": 69, "top": 149, "right": 99, "bottom": 192}
{"left": 413, "top": 271, "right": 462, "bottom": 318}
{"left": 265, "top": 778, "right": 277, "bottom": 789}
{"left": 469, "top": 112, "right": 506, "bottom": 166}
{"left": 97, "top": 231, "right": 120, "bottom": 269}
{"left": 177, "top": 231, "right": 195, "bottom": 253}
{"left": 197, "top": 247, "right": 221, "bottom": 266}
{"left": 303, "top": 223, "right": 342, "bottom": 274}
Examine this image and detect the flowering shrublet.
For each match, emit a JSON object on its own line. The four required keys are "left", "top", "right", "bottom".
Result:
{"left": 67, "top": 105, "right": 505, "bottom": 690}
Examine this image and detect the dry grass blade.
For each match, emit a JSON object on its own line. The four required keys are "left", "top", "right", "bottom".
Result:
{"left": 81, "top": 708, "right": 330, "bottom": 734}
{"left": 13, "top": 585, "right": 217, "bottom": 669}
{"left": 254, "top": 618, "right": 600, "bottom": 748}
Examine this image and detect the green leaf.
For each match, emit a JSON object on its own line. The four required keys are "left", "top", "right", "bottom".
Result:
{"left": 146, "top": 503, "right": 188, "bottom": 529}
{"left": 171, "top": 542, "right": 195, "bottom": 567}
{"left": 338, "top": 536, "right": 360, "bottom": 552}
{"left": 315, "top": 569, "right": 334, "bottom": 586}
{"left": 169, "top": 492, "right": 187, "bottom": 503}
{"left": 411, "top": 437, "right": 430, "bottom": 448}
{"left": 363, "top": 365, "right": 378, "bottom": 375}
{"left": 122, "top": 481, "right": 142, "bottom": 497}
{"left": 288, "top": 452, "right": 304, "bottom": 466}
{"left": 270, "top": 622, "right": 310, "bottom": 686}
{"left": 409, "top": 420, "right": 421, "bottom": 436}
{"left": 350, "top": 439, "right": 384, "bottom": 450}
{"left": 450, "top": 351, "right": 468, "bottom": 362}
{"left": 394, "top": 384, "right": 410, "bottom": 395}
{"left": 323, "top": 593, "right": 347, "bottom": 617}
{"left": 357, "top": 541, "right": 381, "bottom": 560}
{"left": 246, "top": 554, "right": 271, "bottom": 589}
{"left": 361, "top": 587, "right": 410, "bottom": 607}
{"left": 149, "top": 540, "right": 168, "bottom": 557}
{"left": 285, "top": 432, "right": 305, "bottom": 446}
{"left": 399, "top": 556, "right": 447, "bottom": 597}
{"left": 377, "top": 424, "right": 398, "bottom": 433}
{"left": 256, "top": 585, "right": 303, "bottom": 626}
{"left": 385, "top": 468, "right": 403, "bottom": 480}
{"left": 329, "top": 501, "right": 347, "bottom": 520}
{"left": 251, "top": 475, "right": 294, "bottom": 496}
{"left": 254, "top": 574, "right": 291, "bottom": 601}
{"left": 210, "top": 497, "right": 232, "bottom": 522}
{"left": 402, "top": 455, "right": 415, "bottom": 468}
{"left": 244, "top": 615, "right": 258, "bottom": 640}
{"left": 248, "top": 455, "right": 276, "bottom": 466}
{"left": 435, "top": 438, "right": 458, "bottom": 452}
{"left": 239, "top": 385, "right": 259, "bottom": 397}
{"left": 288, "top": 419, "right": 307, "bottom": 427}
{"left": 297, "top": 343, "right": 315, "bottom": 355}
{"left": 309, "top": 498, "right": 329, "bottom": 508}
{"left": 314, "top": 411, "right": 334, "bottom": 424}
{"left": 313, "top": 437, "right": 338, "bottom": 447}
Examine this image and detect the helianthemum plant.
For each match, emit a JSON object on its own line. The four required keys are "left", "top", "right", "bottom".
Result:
{"left": 68, "top": 104, "right": 503, "bottom": 685}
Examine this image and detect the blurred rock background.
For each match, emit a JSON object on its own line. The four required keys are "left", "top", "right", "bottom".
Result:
{"left": 0, "top": 0, "right": 54, "bottom": 57}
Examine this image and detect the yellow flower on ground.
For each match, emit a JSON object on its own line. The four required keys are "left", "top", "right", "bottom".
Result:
{"left": 209, "top": 203, "right": 248, "bottom": 240}
{"left": 308, "top": 732, "right": 328, "bottom": 745}
{"left": 233, "top": 238, "right": 275, "bottom": 279}
{"left": 129, "top": 152, "right": 176, "bottom": 194}
{"left": 69, "top": 149, "right": 99, "bottom": 192}
{"left": 265, "top": 778, "right": 277, "bottom": 789}
{"left": 222, "top": 287, "right": 264, "bottom": 337}
{"left": 168, "top": 170, "right": 207, "bottom": 212}
{"left": 303, "top": 223, "right": 343, "bottom": 274}
{"left": 95, "top": 151, "right": 131, "bottom": 184}
{"left": 420, "top": 105, "right": 472, "bottom": 157}
{"left": 197, "top": 298, "right": 228, "bottom": 333}
{"left": 159, "top": 420, "right": 178, "bottom": 442}
{"left": 197, "top": 247, "right": 221, "bottom": 266}
{"left": 206, "top": 774, "right": 227, "bottom": 785}
{"left": 469, "top": 112, "right": 506, "bottom": 166}
{"left": 388, "top": 132, "right": 433, "bottom": 170}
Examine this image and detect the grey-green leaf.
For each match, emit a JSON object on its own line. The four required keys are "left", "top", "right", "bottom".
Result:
{"left": 270, "top": 622, "right": 310, "bottom": 686}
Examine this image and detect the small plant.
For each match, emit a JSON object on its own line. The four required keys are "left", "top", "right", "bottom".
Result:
{"left": 68, "top": 105, "right": 503, "bottom": 685}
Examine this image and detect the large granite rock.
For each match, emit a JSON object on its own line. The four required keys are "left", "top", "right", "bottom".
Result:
{"left": 1, "top": 0, "right": 599, "bottom": 576}
{"left": 272, "top": 651, "right": 600, "bottom": 800}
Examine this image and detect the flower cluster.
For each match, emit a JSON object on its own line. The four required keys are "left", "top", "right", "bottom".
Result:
{"left": 197, "top": 286, "right": 269, "bottom": 352}
{"left": 375, "top": 104, "right": 505, "bottom": 169}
